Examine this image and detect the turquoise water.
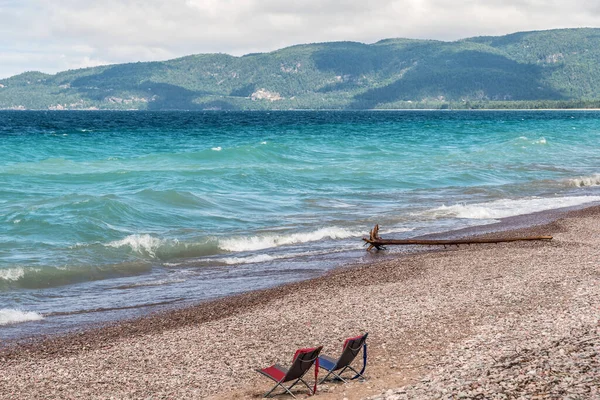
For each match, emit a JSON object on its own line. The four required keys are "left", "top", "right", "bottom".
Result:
{"left": 1, "top": 110, "right": 600, "bottom": 339}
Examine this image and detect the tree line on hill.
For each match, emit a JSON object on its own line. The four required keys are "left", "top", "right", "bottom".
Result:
{"left": 1, "top": 28, "right": 600, "bottom": 110}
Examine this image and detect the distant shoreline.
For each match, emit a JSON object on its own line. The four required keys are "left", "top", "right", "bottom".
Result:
{"left": 3, "top": 107, "right": 600, "bottom": 112}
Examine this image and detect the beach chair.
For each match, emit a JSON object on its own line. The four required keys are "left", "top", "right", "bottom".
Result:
{"left": 256, "top": 346, "right": 323, "bottom": 398}
{"left": 318, "top": 333, "right": 368, "bottom": 383}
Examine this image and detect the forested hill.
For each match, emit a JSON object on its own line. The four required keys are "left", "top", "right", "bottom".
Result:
{"left": 2, "top": 28, "right": 600, "bottom": 110}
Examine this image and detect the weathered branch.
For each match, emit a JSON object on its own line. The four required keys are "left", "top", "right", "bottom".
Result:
{"left": 363, "top": 224, "right": 552, "bottom": 251}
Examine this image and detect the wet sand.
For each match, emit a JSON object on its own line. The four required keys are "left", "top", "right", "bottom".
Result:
{"left": 1, "top": 205, "right": 599, "bottom": 399}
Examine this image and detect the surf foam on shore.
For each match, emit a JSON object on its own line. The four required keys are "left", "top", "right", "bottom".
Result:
{"left": 0, "top": 309, "right": 44, "bottom": 326}
{"left": 431, "top": 195, "right": 600, "bottom": 220}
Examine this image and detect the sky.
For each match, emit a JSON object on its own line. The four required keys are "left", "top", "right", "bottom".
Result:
{"left": 1, "top": 0, "right": 599, "bottom": 79}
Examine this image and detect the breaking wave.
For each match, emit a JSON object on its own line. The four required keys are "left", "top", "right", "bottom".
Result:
{"left": 567, "top": 174, "right": 600, "bottom": 187}
{"left": 0, "top": 309, "right": 44, "bottom": 325}
{"left": 107, "top": 234, "right": 165, "bottom": 258}
{"left": 0, "top": 263, "right": 152, "bottom": 290}
{"left": 0, "top": 227, "right": 363, "bottom": 290}
{"left": 101, "top": 227, "right": 362, "bottom": 261}
{"left": 0, "top": 267, "right": 27, "bottom": 282}
{"left": 105, "top": 234, "right": 219, "bottom": 259}
{"left": 218, "top": 227, "right": 363, "bottom": 252}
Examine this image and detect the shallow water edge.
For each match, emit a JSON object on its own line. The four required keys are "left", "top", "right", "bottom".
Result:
{"left": 2, "top": 200, "right": 598, "bottom": 353}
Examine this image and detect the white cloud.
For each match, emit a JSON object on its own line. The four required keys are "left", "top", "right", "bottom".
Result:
{"left": 1, "top": 0, "right": 599, "bottom": 78}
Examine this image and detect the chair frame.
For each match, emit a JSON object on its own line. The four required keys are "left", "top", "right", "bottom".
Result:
{"left": 318, "top": 333, "right": 368, "bottom": 383}
{"left": 256, "top": 347, "right": 322, "bottom": 399}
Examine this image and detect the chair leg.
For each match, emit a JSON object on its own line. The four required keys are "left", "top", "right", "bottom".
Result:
{"left": 281, "top": 384, "right": 298, "bottom": 399}
{"left": 263, "top": 383, "right": 280, "bottom": 398}
{"left": 263, "top": 382, "right": 297, "bottom": 399}
{"left": 262, "top": 372, "right": 316, "bottom": 398}
{"left": 286, "top": 378, "right": 301, "bottom": 392}
{"left": 329, "top": 370, "right": 349, "bottom": 383}
{"left": 346, "top": 365, "right": 367, "bottom": 380}
{"left": 318, "top": 369, "right": 334, "bottom": 384}
{"left": 319, "top": 369, "right": 348, "bottom": 384}
{"left": 297, "top": 378, "right": 314, "bottom": 394}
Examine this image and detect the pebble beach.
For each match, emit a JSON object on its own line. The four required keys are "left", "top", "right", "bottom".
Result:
{"left": 1, "top": 205, "right": 599, "bottom": 399}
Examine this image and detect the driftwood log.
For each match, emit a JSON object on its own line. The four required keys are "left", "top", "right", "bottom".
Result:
{"left": 363, "top": 224, "right": 553, "bottom": 251}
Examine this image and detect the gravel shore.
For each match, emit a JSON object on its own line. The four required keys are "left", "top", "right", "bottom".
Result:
{"left": 1, "top": 206, "right": 599, "bottom": 399}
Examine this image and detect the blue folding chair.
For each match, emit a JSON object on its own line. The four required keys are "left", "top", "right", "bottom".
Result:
{"left": 318, "top": 333, "right": 368, "bottom": 383}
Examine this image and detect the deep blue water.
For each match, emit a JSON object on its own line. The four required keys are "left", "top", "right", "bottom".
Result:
{"left": 1, "top": 110, "right": 599, "bottom": 340}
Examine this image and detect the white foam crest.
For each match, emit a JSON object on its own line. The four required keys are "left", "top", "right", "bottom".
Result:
{"left": 221, "top": 254, "right": 276, "bottom": 264}
{"left": 568, "top": 174, "right": 600, "bottom": 187}
{"left": 107, "top": 234, "right": 165, "bottom": 258}
{"left": 431, "top": 196, "right": 600, "bottom": 220}
{"left": 211, "top": 146, "right": 222, "bottom": 151}
{"left": 0, "top": 309, "right": 44, "bottom": 325}
{"left": 516, "top": 136, "right": 546, "bottom": 145}
{"left": 380, "top": 227, "right": 414, "bottom": 235}
{"left": 329, "top": 201, "right": 354, "bottom": 208}
{"left": 219, "top": 227, "right": 363, "bottom": 252}
{"left": 220, "top": 250, "right": 335, "bottom": 265}
{"left": 0, "top": 267, "right": 25, "bottom": 281}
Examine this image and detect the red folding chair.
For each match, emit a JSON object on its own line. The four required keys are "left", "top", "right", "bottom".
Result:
{"left": 256, "top": 346, "right": 323, "bottom": 398}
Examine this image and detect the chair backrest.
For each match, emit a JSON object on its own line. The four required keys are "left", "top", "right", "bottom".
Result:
{"left": 335, "top": 333, "right": 368, "bottom": 370}
{"left": 282, "top": 346, "right": 323, "bottom": 382}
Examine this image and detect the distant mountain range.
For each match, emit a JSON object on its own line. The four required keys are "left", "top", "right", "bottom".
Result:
{"left": 2, "top": 28, "right": 600, "bottom": 110}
